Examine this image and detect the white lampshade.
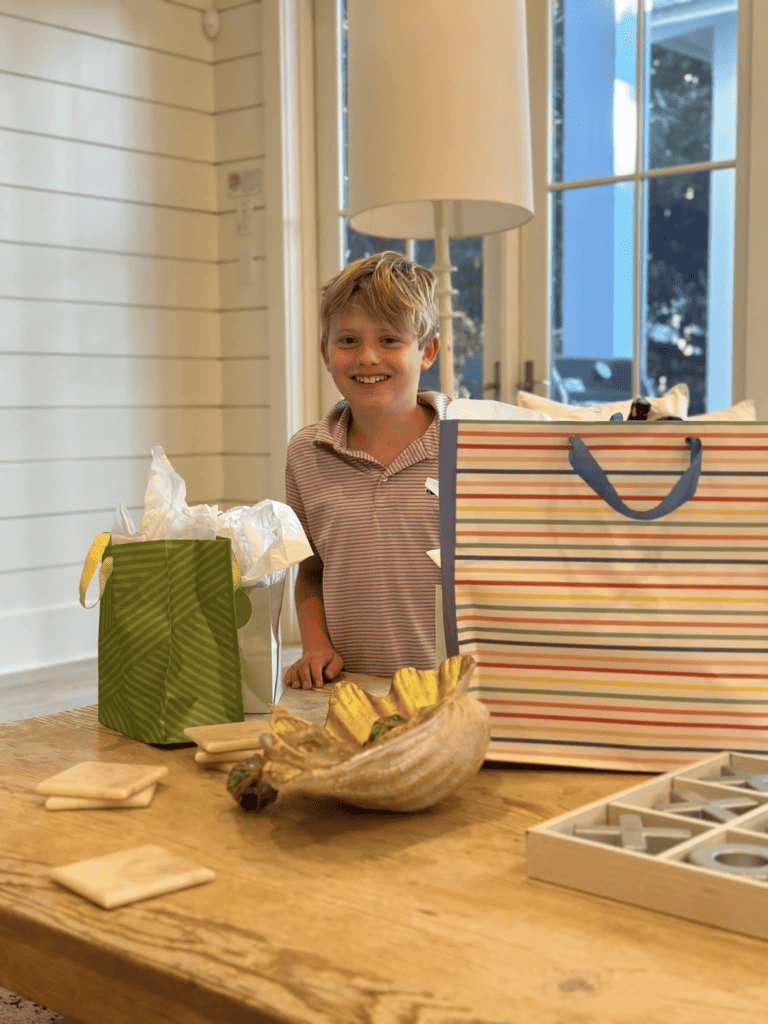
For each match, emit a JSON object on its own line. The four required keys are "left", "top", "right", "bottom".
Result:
{"left": 347, "top": 0, "right": 534, "bottom": 239}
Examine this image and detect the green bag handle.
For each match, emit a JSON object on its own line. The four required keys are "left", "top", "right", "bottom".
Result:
{"left": 79, "top": 533, "right": 251, "bottom": 627}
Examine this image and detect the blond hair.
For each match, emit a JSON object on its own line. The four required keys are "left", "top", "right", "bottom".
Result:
{"left": 320, "top": 251, "right": 439, "bottom": 352}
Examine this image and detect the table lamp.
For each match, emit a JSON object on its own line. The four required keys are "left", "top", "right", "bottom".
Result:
{"left": 346, "top": 0, "right": 535, "bottom": 398}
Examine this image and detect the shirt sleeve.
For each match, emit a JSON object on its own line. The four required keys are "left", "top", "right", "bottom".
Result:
{"left": 285, "top": 440, "right": 320, "bottom": 559}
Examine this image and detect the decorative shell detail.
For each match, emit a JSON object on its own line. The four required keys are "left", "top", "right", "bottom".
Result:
{"left": 228, "top": 655, "right": 490, "bottom": 812}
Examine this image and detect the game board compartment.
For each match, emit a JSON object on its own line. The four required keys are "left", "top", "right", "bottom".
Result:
{"left": 675, "top": 751, "right": 768, "bottom": 790}
{"left": 595, "top": 772, "right": 768, "bottom": 818}
{"left": 725, "top": 805, "right": 768, "bottom": 835}
{"left": 525, "top": 752, "right": 768, "bottom": 941}
{"left": 548, "top": 801, "right": 713, "bottom": 855}
{"left": 661, "top": 827, "right": 768, "bottom": 869}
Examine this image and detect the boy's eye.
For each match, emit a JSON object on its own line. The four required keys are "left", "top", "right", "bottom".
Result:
{"left": 335, "top": 336, "right": 402, "bottom": 346}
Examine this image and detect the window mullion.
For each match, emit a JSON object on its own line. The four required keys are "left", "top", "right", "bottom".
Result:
{"left": 632, "top": 0, "right": 647, "bottom": 398}
{"left": 548, "top": 158, "right": 736, "bottom": 192}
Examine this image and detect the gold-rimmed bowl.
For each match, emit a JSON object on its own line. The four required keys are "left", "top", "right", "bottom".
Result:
{"left": 228, "top": 655, "right": 489, "bottom": 812}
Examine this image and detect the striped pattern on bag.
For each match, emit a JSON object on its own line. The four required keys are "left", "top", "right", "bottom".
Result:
{"left": 439, "top": 420, "right": 768, "bottom": 771}
{"left": 98, "top": 538, "right": 244, "bottom": 745}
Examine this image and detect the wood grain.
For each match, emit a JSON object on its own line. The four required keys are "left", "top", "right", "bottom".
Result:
{"left": 4, "top": 700, "right": 768, "bottom": 1023}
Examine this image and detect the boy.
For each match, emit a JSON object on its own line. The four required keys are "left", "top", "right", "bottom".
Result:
{"left": 284, "top": 251, "right": 449, "bottom": 688}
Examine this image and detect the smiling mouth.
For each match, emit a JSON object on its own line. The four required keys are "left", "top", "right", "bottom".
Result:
{"left": 352, "top": 375, "right": 390, "bottom": 384}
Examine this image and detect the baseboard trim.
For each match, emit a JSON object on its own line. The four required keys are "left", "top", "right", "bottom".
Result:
{"left": 0, "top": 658, "right": 98, "bottom": 723}
{"left": 0, "top": 648, "right": 302, "bottom": 724}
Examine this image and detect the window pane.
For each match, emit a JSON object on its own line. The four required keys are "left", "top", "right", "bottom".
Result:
{"left": 642, "top": 167, "right": 735, "bottom": 415}
{"left": 443, "top": 237, "right": 484, "bottom": 400}
{"left": 551, "top": 0, "right": 638, "bottom": 184}
{"left": 646, "top": 1, "right": 737, "bottom": 171}
{"left": 550, "top": 182, "right": 635, "bottom": 405}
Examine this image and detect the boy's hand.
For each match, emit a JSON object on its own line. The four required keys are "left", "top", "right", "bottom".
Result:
{"left": 284, "top": 647, "right": 344, "bottom": 690}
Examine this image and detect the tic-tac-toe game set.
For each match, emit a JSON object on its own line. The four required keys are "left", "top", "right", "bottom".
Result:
{"left": 526, "top": 752, "right": 768, "bottom": 940}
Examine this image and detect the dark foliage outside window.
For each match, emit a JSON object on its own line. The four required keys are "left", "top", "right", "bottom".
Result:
{"left": 645, "top": 45, "right": 713, "bottom": 415}
{"left": 551, "top": 0, "right": 716, "bottom": 415}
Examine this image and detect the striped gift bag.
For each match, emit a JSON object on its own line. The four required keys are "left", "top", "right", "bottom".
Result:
{"left": 438, "top": 419, "right": 768, "bottom": 771}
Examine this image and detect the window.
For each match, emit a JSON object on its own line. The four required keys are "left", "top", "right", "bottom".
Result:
{"left": 546, "top": 0, "right": 738, "bottom": 415}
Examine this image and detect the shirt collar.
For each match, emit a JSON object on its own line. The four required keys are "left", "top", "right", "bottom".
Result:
{"left": 313, "top": 390, "right": 450, "bottom": 459}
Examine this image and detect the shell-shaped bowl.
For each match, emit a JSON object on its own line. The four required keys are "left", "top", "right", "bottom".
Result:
{"left": 229, "top": 655, "right": 490, "bottom": 812}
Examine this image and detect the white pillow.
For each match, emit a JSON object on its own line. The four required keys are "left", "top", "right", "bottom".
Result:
{"left": 447, "top": 399, "right": 551, "bottom": 421}
{"left": 687, "top": 399, "right": 756, "bottom": 421}
{"left": 515, "top": 383, "right": 690, "bottom": 421}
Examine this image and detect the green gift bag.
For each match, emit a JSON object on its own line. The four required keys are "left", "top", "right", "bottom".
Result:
{"left": 80, "top": 533, "right": 251, "bottom": 745}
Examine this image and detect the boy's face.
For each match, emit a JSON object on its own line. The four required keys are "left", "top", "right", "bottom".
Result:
{"left": 323, "top": 305, "right": 439, "bottom": 416}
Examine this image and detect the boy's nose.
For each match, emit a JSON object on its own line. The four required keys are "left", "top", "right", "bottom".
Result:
{"left": 357, "top": 342, "right": 381, "bottom": 364}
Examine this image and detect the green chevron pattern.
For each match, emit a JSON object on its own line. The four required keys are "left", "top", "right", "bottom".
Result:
{"left": 97, "top": 537, "right": 244, "bottom": 745}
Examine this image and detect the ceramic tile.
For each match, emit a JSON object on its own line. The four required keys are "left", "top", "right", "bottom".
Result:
{"left": 36, "top": 762, "right": 168, "bottom": 800}
{"left": 44, "top": 783, "right": 158, "bottom": 811}
{"left": 194, "top": 747, "right": 258, "bottom": 764}
{"left": 50, "top": 844, "right": 215, "bottom": 909}
{"left": 183, "top": 719, "right": 270, "bottom": 752}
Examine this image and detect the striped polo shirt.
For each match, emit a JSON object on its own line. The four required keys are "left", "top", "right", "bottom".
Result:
{"left": 285, "top": 390, "right": 450, "bottom": 676}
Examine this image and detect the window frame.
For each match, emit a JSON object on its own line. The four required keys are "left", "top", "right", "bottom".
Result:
{"left": 521, "top": 0, "right": 759, "bottom": 414}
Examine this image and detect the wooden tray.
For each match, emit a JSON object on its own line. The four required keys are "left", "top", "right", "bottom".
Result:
{"left": 526, "top": 752, "right": 768, "bottom": 941}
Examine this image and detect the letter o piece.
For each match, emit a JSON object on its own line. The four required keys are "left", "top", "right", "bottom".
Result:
{"left": 688, "top": 843, "right": 768, "bottom": 880}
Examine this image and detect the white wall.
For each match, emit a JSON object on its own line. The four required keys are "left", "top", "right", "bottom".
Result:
{"left": 214, "top": 0, "right": 272, "bottom": 505}
{"left": 0, "top": 0, "right": 274, "bottom": 683}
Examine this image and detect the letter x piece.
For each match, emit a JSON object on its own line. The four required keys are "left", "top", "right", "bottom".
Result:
{"left": 573, "top": 812, "right": 691, "bottom": 853}
{"left": 719, "top": 765, "right": 768, "bottom": 792}
{"left": 655, "top": 789, "right": 758, "bottom": 822}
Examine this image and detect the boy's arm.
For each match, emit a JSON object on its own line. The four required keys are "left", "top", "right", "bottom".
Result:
{"left": 285, "top": 555, "right": 344, "bottom": 689}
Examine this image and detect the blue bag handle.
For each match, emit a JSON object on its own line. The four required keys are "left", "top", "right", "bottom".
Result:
{"left": 568, "top": 435, "right": 703, "bottom": 520}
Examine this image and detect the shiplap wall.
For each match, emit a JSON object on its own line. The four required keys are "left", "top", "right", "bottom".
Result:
{"left": 214, "top": 0, "right": 270, "bottom": 507}
{"left": 0, "top": 0, "right": 272, "bottom": 682}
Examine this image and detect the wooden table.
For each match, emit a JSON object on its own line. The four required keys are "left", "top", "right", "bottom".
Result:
{"left": 3, "top": 680, "right": 768, "bottom": 1024}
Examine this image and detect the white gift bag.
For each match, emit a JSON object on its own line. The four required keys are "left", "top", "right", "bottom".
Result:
{"left": 239, "top": 575, "right": 286, "bottom": 713}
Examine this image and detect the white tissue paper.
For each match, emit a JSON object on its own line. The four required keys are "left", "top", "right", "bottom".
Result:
{"left": 110, "top": 447, "right": 311, "bottom": 582}
{"left": 110, "top": 447, "right": 313, "bottom": 712}
{"left": 446, "top": 398, "right": 552, "bottom": 421}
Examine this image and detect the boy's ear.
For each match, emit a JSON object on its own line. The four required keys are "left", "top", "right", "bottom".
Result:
{"left": 321, "top": 338, "right": 330, "bottom": 369}
{"left": 420, "top": 335, "right": 439, "bottom": 369}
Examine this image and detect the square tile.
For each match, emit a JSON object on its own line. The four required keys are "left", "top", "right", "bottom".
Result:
{"left": 183, "top": 720, "right": 270, "bottom": 753}
{"left": 44, "top": 783, "right": 159, "bottom": 811}
{"left": 207, "top": 761, "right": 240, "bottom": 773}
{"left": 50, "top": 845, "right": 215, "bottom": 909}
{"left": 193, "top": 748, "right": 258, "bottom": 764}
{"left": 36, "top": 762, "right": 168, "bottom": 800}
